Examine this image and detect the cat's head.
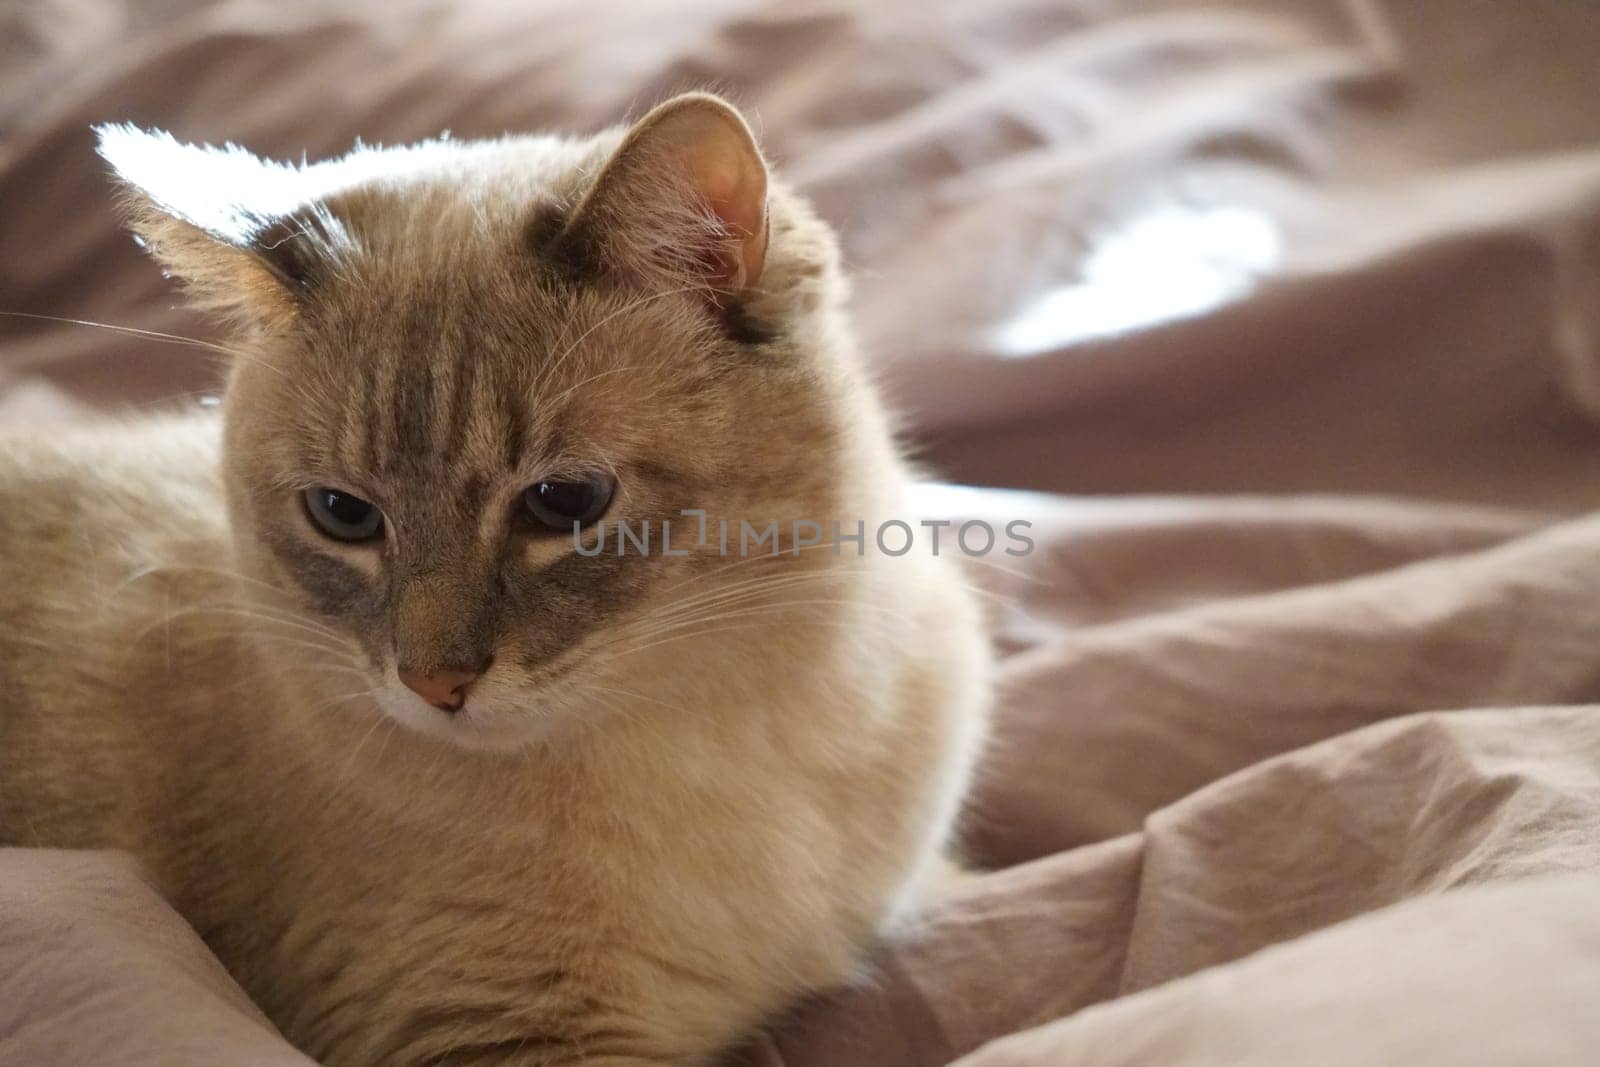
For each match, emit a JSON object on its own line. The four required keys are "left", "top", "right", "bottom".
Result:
{"left": 99, "top": 93, "right": 875, "bottom": 751}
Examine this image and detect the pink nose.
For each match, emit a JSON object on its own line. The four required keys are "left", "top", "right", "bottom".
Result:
{"left": 398, "top": 667, "right": 481, "bottom": 712}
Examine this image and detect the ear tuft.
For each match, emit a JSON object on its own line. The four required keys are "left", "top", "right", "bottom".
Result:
{"left": 556, "top": 93, "right": 769, "bottom": 299}
{"left": 95, "top": 124, "right": 350, "bottom": 332}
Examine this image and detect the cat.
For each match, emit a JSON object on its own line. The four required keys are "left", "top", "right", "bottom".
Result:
{"left": 0, "top": 93, "right": 989, "bottom": 1065}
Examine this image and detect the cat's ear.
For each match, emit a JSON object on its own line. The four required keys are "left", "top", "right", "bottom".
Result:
{"left": 555, "top": 92, "right": 769, "bottom": 299}
{"left": 95, "top": 124, "right": 347, "bottom": 333}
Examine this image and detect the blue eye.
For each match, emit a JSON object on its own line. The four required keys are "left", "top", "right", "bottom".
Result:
{"left": 303, "top": 488, "right": 385, "bottom": 542}
{"left": 523, "top": 477, "right": 613, "bottom": 530}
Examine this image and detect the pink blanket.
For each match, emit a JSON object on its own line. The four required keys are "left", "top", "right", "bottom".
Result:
{"left": 5, "top": 0, "right": 1600, "bottom": 1063}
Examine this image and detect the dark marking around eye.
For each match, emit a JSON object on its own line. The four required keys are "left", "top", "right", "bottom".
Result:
{"left": 264, "top": 529, "right": 377, "bottom": 621}
{"left": 503, "top": 543, "right": 651, "bottom": 673}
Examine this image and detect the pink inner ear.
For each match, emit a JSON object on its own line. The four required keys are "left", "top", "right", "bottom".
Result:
{"left": 689, "top": 144, "right": 768, "bottom": 291}
{"left": 570, "top": 94, "right": 772, "bottom": 295}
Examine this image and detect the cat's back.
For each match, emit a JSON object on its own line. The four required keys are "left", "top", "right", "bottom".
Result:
{"left": 0, "top": 412, "right": 230, "bottom": 848}
{"left": 0, "top": 412, "right": 226, "bottom": 609}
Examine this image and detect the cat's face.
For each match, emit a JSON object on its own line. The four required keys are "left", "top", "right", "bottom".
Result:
{"left": 101, "top": 95, "right": 854, "bottom": 750}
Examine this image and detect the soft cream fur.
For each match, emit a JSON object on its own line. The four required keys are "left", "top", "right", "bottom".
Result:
{"left": 0, "top": 95, "right": 988, "bottom": 1065}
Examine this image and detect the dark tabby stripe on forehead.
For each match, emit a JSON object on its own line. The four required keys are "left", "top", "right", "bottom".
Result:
{"left": 498, "top": 387, "right": 530, "bottom": 473}
{"left": 368, "top": 344, "right": 403, "bottom": 478}
{"left": 335, "top": 286, "right": 543, "bottom": 483}
{"left": 385, "top": 297, "right": 441, "bottom": 469}
{"left": 342, "top": 340, "right": 379, "bottom": 472}
{"left": 440, "top": 325, "right": 480, "bottom": 461}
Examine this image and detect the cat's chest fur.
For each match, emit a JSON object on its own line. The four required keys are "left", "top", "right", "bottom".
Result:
{"left": 185, "top": 690, "right": 924, "bottom": 1065}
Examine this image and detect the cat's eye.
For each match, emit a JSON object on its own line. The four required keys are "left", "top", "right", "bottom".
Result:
{"left": 303, "top": 487, "right": 385, "bottom": 542}
{"left": 522, "top": 476, "right": 614, "bottom": 530}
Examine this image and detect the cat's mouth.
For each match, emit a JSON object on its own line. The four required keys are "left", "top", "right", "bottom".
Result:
{"left": 373, "top": 681, "right": 550, "bottom": 752}
{"left": 366, "top": 651, "right": 593, "bottom": 753}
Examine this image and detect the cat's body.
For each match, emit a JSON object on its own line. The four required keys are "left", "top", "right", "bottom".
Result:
{"left": 0, "top": 96, "right": 987, "bottom": 1065}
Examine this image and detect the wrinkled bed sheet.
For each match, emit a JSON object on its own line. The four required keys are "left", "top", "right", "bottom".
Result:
{"left": 9, "top": 498, "right": 1600, "bottom": 1066}
{"left": 5, "top": 0, "right": 1600, "bottom": 1064}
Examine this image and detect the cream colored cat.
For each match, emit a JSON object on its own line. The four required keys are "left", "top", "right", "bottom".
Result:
{"left": 0, "top": 94, "right": 988, "bottom": 1065}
